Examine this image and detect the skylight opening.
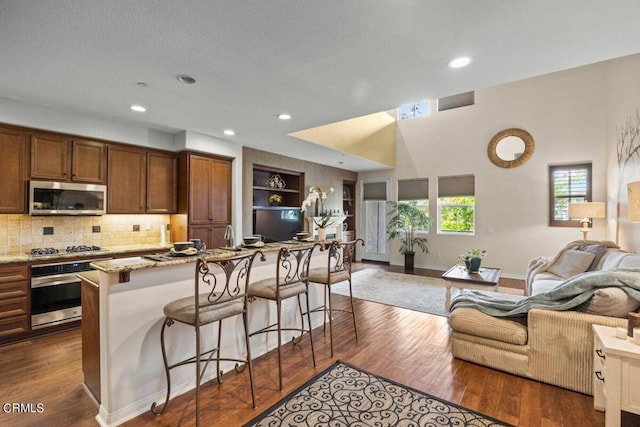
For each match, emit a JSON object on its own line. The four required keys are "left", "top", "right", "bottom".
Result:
{"left": 399, "top": 100, "right": 430, "bottom": 120}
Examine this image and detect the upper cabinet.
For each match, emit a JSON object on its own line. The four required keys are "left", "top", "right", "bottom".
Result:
{"left": 172, "top": 152, "right": 232, "bottom": 248}
{"left": 107, "top": 145, "right": 177, "bottom": 214}
{"left": 252, "top": 165, "right": 303, "bottom": 208}
{"left": 146, "top": 152, "right": 177, "bottom": 213}
{"left": 31, "top": 134, "right": 106, "bottom": 184}
{"left": 0, "top": 126, "right": 27, "bottom": 213}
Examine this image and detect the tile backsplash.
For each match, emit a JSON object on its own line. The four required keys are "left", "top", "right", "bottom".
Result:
{"left": 0, "top": 214, "right": 171, "bottom": 255}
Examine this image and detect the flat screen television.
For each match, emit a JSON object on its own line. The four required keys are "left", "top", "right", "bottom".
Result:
{"left": 253, "top": 208, "right": 303, "bottom": 242}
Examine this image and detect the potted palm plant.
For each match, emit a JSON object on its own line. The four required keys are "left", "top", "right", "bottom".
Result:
{"left": 386, "top": 201, "right": 433, "bottom": 270}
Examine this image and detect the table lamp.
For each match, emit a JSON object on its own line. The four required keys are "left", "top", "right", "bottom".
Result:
{"left": 568, "top": 202, "right": 605, "bottom": 240}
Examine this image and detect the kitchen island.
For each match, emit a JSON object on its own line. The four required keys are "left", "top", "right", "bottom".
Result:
{"left": 86, "top": 242, "right": 327, "bottom": 427}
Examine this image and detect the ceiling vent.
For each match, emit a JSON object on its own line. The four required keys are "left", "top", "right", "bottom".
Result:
{"left": 437, "top": 91, "right": 475, "bottom": 112}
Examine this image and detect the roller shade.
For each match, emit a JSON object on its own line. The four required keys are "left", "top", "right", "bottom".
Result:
{"left": 398, "top": 178, "right": 428, "bottom": 200}
{"left": 438, "top": 175, "right": 475, "bottom": 198}
{"left": 363, "top": 182, "right": 387, "bottom": 200}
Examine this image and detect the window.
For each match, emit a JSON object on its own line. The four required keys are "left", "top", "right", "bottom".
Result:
{"left": 437, "top": 175, "right": 475, "bottom": 234}
{"left": 549, "top": 163, "right": 592, "bottom": 226}
{"left": 399, "top": 100, "right": 429, "bottom": 120}
{"left": 398, "top": 178, "right": 429, "bottom": 231}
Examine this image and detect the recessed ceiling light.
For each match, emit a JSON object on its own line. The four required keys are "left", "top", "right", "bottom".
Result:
{"left": 177, "top": 74, "right": 196, "bottom": 85}
{"left": 448, "top": 56, "right": 471, "bottom": 69}
{"left": 277, "top": 113, "right": 291, "bottom": 120}
{"left": 130, "top": 105, "right": 146, "bottom": 112}
{"left": 223, "top": 129, "right": 235, "bottom": 136}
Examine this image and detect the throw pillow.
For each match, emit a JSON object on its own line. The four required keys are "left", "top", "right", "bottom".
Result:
{"left": 547, "top": 249, "right": 595, "bottom": 279}
{"left": 577, "top": 243, "right": 608, "bottom": 271}
{"left": 578, "top": 287, "right": 640, "bottom": 318}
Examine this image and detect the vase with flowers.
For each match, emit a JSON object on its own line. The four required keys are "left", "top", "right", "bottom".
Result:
{"left": 458, "top": 249, "right": 487, "bottom": 273}
{"left": 301, "top": 186, "right": 335, "bottom": 239}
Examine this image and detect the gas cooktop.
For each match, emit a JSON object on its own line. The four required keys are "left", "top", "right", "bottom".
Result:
{"left": 30, "top": 245, "right": 102, "bottom": 256}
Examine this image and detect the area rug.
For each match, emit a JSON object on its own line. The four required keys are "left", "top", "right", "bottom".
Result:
{"left": 331, "top": 269, "right": 450, "bottom": 316}
{"left": 244, "top": 361, "right": 509, "bottom": 426}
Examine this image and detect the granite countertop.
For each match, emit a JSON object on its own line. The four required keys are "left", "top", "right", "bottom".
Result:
{"left": 90, "top": 240, "right": 318, "bottom": 274}
{"left": 0, "top": 243, "right": 174, "bottom": 265}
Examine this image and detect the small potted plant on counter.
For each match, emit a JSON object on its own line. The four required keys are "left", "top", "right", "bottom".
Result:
{"left": 386, "top": 201, "right": 432, "bottom": 271}
{"left": 458, "top": 248, "right": 487, "bottom": 273}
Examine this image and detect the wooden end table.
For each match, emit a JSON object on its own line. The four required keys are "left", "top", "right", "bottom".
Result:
{"left": 441, "top": 265, "right": 502, "bottom": 311}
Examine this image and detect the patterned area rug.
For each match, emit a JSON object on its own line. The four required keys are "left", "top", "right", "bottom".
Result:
{"left": 245, "top": 361, "right": 509, "bottom": 426}
{"left": 331, "top": 269, "right": 450, "bottom": 316}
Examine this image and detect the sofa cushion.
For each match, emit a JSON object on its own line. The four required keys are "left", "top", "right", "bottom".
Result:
{"left": 530, "top": 277, "right": 565, "bottom": 295}
{"left": 600, "top": 250, "right": 632, "bottom": 270}
{"left": 577, "top": 243, "right": 608, "bottom": 271}
{"left": 578, "top": 287, "right": 640, "bottom": 318}
{"left": 618, "top": 253, "right": 640, "bottom": 268}
{"left": 449, "top": 307, "right": 528, "bottom": 346}
{"left": 547, "top": 249, "right": 595, "bottom": 279}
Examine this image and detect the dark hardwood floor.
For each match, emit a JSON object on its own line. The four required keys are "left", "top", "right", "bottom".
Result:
{"left": 0, "top": 263, "right": 602, "bottom": 426}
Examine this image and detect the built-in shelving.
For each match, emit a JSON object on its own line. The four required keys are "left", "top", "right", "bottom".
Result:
{"left": 342, "top": 180, "right": 356, "bottom": 239}
{"left": 252, "top": 165, "right": 304, "bottom": 208}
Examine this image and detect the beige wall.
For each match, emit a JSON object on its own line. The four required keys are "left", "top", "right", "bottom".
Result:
{"left": 0, "top": 214, "right": 170, "bottom": 255}
{"left": 242, "top": 147, "right": 357, "bottom": 236}
{"left": 604, "top": 54, "right": 640, "bottom": 253}
{"left": 360, "top": 56, "right": 620, "bottom": 277}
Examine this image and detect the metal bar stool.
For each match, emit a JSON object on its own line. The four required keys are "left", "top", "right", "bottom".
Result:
{"left": 307, "top": 239, "right": 364, "bottom": 357}
{"left": 150, "top": 251, "right": 262, "bottom": 425}
{"left": 248, "top": 244, "right": 318, "bottom": 390}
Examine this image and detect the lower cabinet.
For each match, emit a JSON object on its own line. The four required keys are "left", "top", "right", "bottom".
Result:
{"left": 0, "top": 264, "right": 29, "bottom": 339}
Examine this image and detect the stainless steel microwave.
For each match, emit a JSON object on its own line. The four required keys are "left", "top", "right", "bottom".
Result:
{"left": 29, "top": 180, "right": 107, "bottom": 215}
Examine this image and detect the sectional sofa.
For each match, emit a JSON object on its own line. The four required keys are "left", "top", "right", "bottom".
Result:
{"left": 449, "top": 240, "right": 640, "bottom": 395}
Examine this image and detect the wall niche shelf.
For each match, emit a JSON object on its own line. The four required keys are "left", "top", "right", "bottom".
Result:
{"left": 252, "top": 164, "right": 304, "bottom": 208}
{"left": 342, "top": 180, "right": 356, "bottom": 240}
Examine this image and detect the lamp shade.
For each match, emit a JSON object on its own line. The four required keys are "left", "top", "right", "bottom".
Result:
{"left": 568, "top": 202, "right": 605, "bottom": 219}
{"left": 628, "top": 181, "right": 640, "bottom": 221}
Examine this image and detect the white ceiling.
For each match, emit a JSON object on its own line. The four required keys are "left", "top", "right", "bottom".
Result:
{"left": 1, "top": 1, "right": 640, "bottom": 171}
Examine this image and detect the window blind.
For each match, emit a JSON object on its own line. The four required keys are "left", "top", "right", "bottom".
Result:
{"left": 438, "top": 175, "right": 475, "bottom": 198}
{"left": 363, "top": 182, "right": 387, "bottom": 200}
{"left": 398, "top": 178, "right": 428, "bottom": 200}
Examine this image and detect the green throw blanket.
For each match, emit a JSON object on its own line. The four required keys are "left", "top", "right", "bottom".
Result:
{"left": 449, "top": 268, "right": 640, "bottom": 317}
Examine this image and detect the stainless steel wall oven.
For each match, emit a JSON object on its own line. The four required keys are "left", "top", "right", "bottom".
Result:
{"left": 30, "top": 259, "right": 96, "bottom": 329}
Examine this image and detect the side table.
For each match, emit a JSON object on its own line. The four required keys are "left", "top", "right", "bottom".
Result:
{"left": 593, "top": 325, "right": 640, "bottom": 427}
{"left": 441, "top": 265, "right": 502, "bottom": 311}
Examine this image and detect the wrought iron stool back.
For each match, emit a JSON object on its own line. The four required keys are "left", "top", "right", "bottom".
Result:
{"left": 151, "top": 251, "right": 261, "bottom": 425}
{"left": 248, "top": 244, "right": 318, "bottom": 390}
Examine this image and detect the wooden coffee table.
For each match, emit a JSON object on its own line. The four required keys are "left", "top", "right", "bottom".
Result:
{"left": 441, "top": 265, "right": 502, "bottom": 310}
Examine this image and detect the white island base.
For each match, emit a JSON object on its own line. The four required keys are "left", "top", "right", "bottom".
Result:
{"left": 91, "top": 249, "right": 328, "bottom": 426}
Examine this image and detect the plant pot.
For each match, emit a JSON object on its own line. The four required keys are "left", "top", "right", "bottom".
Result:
{"left": 317, "top": 228, "right": 327, "bottom": 241}
{"left": 404, "top": 252, "right": 415, "bottom": 271}
{"left": 465, "top": 257, "right": 482, "bottom": 273}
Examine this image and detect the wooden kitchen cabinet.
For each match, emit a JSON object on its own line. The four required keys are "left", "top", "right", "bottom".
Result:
{"left": 81, "top": 272, "right": 100, "bottom": 403}
{"left": 146, "top": 151, "right": 177, "bottom": 213}
{"left": 0, "top": 126, "right": 28, "bottom": 213}
{"left": 0, "top": 264, "right": 29, "bottom": 339}
{"left": 31, "top": 134, "right": 106, "bottom": 183}
{"left": 174, "top": 152, "right": 232, "bottom": 248}
{"left": 107, "top": 145, "right": 146, "bottom": 213}
{"left": 108, "top": 145, "right": 177, "bottom": 214}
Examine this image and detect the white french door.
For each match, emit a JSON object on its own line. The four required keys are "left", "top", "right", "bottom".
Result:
{"left": 360, "top": 180, "right": 389, "bottom": 262}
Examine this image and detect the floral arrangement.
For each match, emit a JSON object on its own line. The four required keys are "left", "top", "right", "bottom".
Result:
{"left": 457, "top": 248, "right": 487, "bottom": 263}
{"left": 301, "top": 186, "right": 334, "bottom": 228}
{"left": 268, "top": 194, "right": 282, "bottom": 204}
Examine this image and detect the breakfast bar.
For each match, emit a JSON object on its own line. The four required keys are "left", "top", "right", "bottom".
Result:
{"left": 85, "top": 241, "right": 327, "bottom": 427}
